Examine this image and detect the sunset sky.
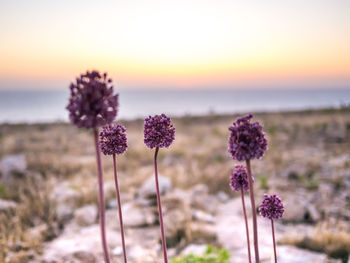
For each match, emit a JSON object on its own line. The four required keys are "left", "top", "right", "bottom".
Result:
{"left": 0, "top": 0, "right": 349, "bottom": 90}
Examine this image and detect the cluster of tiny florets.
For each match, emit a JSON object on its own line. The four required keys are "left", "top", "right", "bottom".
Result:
{"left": 144, "top": 114, "right": 175, "bottom": 149}
{"left": 259, "top": 194, "right": 284, "bottom": 220}
{"left": 230, "top": 164, "right": 251, "bottom": 192}
{"left": 66, "top": 70, "right": 118, "bottom": 129}
{"left": 99, "top": 124, "right": 128, "bottom": 155}
{"left": 228, "top": 114, "right": 267, "bottom": 161}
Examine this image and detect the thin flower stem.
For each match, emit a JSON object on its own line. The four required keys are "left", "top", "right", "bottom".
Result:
{"left": 241, "top": 188, "right": 252, "bottom": 263}
{"left": 154, "top": 147, "right": 168, "bottom": 263}
{"left": 94, "top": 128, "right": 111, "bottom": 263}
{"left": 271, "top": 219, "right": 277, "bottom": 263}
{"left": 246, "top": 159, "right": 260, "bottom": 263}
{"left": 113, "top": 154, "right": 128, "bottom": 263}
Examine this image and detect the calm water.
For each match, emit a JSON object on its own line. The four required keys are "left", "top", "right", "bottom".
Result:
{"left": 0, "top": 89, "right": 349, "bottom": 123}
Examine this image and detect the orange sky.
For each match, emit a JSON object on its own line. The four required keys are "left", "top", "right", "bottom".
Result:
{"left": 0, "top": 0, "right": 349, "bottom": 89}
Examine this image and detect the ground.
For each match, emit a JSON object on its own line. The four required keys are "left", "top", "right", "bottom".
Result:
{"left": 0, "top": 108, "right": 349, "bottom": 262}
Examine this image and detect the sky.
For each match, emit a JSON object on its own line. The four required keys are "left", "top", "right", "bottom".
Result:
{"left": 0, "top": 0, "right": 349, "bottom": 90}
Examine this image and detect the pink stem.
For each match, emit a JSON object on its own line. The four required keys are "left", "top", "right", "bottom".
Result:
{"left": 271, "top": 219, "right": 277, "bottom": 263}
{"left": 154, "top": 147, "right": 168, "bottom": 263}
{"left": 246, "top": 159, "right": 260, "bottom": 263}
{"left": 94, "top": 128, "right": 111, "bottom": 263}
{"left": 113, "top": 154, "right": 128, "bottom": 263}
{"left": 241, "top": 188, "right": 252, "bottom": 263}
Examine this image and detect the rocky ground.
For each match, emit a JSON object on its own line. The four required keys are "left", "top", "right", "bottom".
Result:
{"left": 0, "top": 108, "right": 349, "bottom": 262}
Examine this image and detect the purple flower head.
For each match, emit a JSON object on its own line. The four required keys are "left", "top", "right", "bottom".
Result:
{"left": 230, "top": 164, "right": 252, "bottom": 192}
{"left": 259, "top": 194, "right": 284, "bottom": 220}
{"left": 99, "top": 124, "right": 127, "bottom": 155}
{"left": 228, "top": 114, "right": 267, "bottom": 161}
{"left": 144, "top": 114, "right": 175, "bottom": 149}
{"left": 66, "top": 70, "right": 118, "bottom": 129}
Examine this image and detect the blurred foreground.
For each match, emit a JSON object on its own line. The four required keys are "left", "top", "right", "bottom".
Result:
{"left": 0, "top": 108, "right": 349, "bottom": 262}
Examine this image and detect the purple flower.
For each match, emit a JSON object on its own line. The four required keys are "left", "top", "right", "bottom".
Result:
{"left": 259, "top": 194, "right": 284, "bottom": 220}
{"left": 66, "top": 70, "right": 118, "bottom": 129}
{"left": 228, "top": 114, "right": 267, "bottom": 161}
{"left": 99, "top": 124, "right": 127, "bottom": 155}
{"left": 230, "top": 164, "right": 251, "bottom": 192}
{"left": 144, "top": 114, "right": 175, "bottom": 149}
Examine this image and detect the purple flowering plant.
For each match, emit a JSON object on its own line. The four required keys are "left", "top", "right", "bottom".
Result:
{"left": 230, "top": 164, "right": 251, "bottom": 192}
{"left": 259, "top": 194, "right": 285, "bottom": 263}
{"left": 64, "top": 76, "right": 286, "bottom": 263}
{"left": 228, "top": 114, "right": 267, "bottom": 263}
{"left": 67, "top": 70, "right": 118, "bottom": 129}
{"left": 144, "top": 114, "right": 175, "bottom": 263}
{"left": 230, "top": 164, "right": 252, "bottom": 263}
{"left": 144, "top": 114, "right": 175, "bottom": 149}
{"left": 228, "top": 114, "right": 267, "bottom": 162}
{"left": 66, "top": 70, "right": 118, "bottom": 263}
{"left": 100, "top": 124, "right": 128, "bottom": 263}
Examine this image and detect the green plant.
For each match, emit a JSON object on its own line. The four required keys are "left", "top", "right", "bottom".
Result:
{"left": 257, "top": 175, "right": 269, "bottom": 190}
{"left": 171, "top": 245, "right": 230, "bottom": 263}
{"left": 0, "top": 182, "right": 6, "bottom": 198}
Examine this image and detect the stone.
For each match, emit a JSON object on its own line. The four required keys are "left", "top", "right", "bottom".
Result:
{"left": 127, "top": 245, "right": 157, "bottom": 263}
{"left": 123, "top": 202, "right": 156, "bottom": 227}
{"left": 270, "top": 245, "right": 342, "bottom": 263}
{"left": 137, "top": 175, "right": 172, "bottom": 198}
{"left": 217, "top": 191, "right": 229, "bottom": 202}
{"left": 41, "top": 223, "right": 121, "bottom": 262}
{"left": 50, "top": 182, "right": 80, "bottom": 222}
{"left": 191, "top": 191, "right": 219, "bottom": 214}
{"left": 192, "top": 209, "right": 215, "bottom": 223}
{"left": 74, "top": 205, "right": 98, "bottom": 226}
{"left": 180, "top": 244, "right": 207, "bottom": 256}
{"left": 72, "top": 251, "right": 96, "bottom": 263}
{"left": 28, "top": 224, "right": 48, "bottom": 241}
{"left": 56, "top": 204, "right": 75, "bottom": 222}
{"left": 191, "top": 184, "right": 209, "bottom": 195}
{"left": 305, "top": 204, "right": 321, "bottom": 222}
{"left": 282, "top": 195, "right": 308, "bottom": 223}
{"left": 112, "top": 246, "right": 123, "bottom": 256}
{"left": 0, "top": 154, "right": 27, "bottom": 183}
{"left": 162, "top": 193, "right": 192, "bottom": 247}
{"left": 190, "top": 222, "right": 217, "bottom": 242}
{"left": 107, "top": 193, "right": 134, "bottom": 209}
{"left": 50, "top": 182, "right": 80, "bottom": 207}
{"left": 0, "top": 199, "right": 17, "bottom": 211}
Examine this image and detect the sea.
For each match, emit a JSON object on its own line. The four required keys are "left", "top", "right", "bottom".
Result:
{"left": 0, "top": 88, "right": 349, "bottom": 123}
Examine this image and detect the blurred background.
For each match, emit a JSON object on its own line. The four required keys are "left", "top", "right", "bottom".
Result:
{"left": 0, "top": 0, "right": 349, "bottom": 262}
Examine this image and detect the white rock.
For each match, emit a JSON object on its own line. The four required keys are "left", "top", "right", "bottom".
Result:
{"left": 190, "top": 222, "right": 217, "bottom": 242}
{"left": 50, "top": 182, "right": 80, "bottom": 207}
{"left": 163, "top": 194, "right": 192, "bottom": 246}
{"left": 191, "top": 184, "right": 209, "bottom": 195}
{"left": 56, "top": 204, "right": 75, "bottom": 222}
{"left": 0, "top": 199, "right": 17, "bottom": 211}
{"left": 138, "top": 175, "right": 172, "bottom": 198}
{"left": 192, "top": 210, "right": 215, "bottom": 223}
{"left": 191, "top": 192, "right": 219, "bottom": 214}
{"left": 74, "top": 205, "right": 98, "bottom": 226}
{"left": 180, "top": 244, "right": 207, "bottom": 255}
{"left": 112, "top": 246, "right": 123, "bottom": 256}
{"left": 123, "top": 202, "right": 156, "bottom": 227}
{"left": 282, "top": 195, "right": 308, "bottom": 223}
{"left": 50, "top": 183, "right": 80, "bottom": 222}
{"left": 128, "top": 245, "right": 157, "bottom": 263}
{"left": 0, "top": 154, "right": 27, "bottom": 178}
{"left": 217, "top": 191, "right": 230, "bottom": 202}
{"left": 271, "top": 246, "right": 341, "bottom": 263}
